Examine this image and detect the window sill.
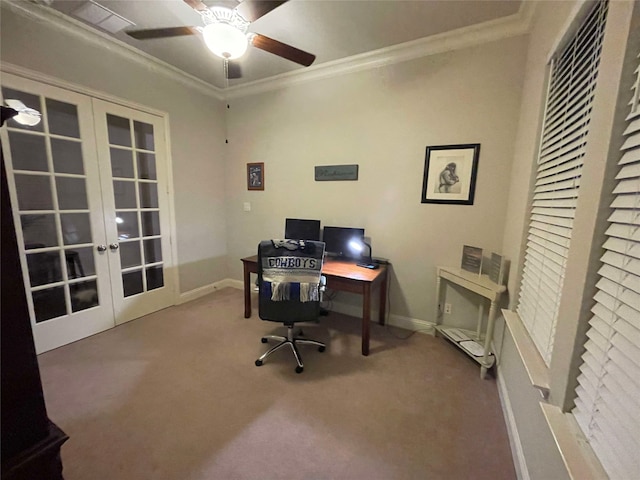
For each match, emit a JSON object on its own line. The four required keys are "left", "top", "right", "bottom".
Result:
{"left": 502, "top": 309, "right": 550, "bottom": 398}
{"left": 540, "top": 404, "right": 608, "bottom": 480}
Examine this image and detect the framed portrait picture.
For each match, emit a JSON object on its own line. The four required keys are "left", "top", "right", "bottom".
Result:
{"left": 247, "top": 162, "right": 264, "bottom": 191}
{"left": 421, "top": 144, "right": 480, "bottom": 205}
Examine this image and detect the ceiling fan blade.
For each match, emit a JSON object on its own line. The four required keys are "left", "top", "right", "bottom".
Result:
{"left": 227, "top": 61, "right": 242, "bottom": 79}
{"left": 183, "top": 0, "right": 209, "bottom": 13}
{"left": 251, "top": 34, "right": 315, "bottom": 67}
{"left": 126, "top": 26, "right": 199, "bottom": 40}
{"left": 235, "top": 1, "right": 288, "bottom": 22}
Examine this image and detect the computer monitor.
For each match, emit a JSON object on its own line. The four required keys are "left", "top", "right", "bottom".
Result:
{"left": 284, "top": 218, "right": 321, "bottom": 241}
{"left": 322, "top": 226, "right": 365, "bottom": 259}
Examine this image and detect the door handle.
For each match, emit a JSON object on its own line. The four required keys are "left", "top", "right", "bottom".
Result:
{"left": 109, "top": 243, "right": 119, "bottom": 251}
{"left": 96, "top": 245, "right": 107, "bottom": 252}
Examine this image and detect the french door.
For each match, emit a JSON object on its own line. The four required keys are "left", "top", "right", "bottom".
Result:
{"left": 92, "top": 99, "right": 174, "bottom": 324}
{"left": 1, "top": 73, "right": 175, "bottom": 353}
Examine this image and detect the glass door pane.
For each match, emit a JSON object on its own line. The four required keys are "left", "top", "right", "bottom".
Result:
{"left": 1, "top": 74, "right": 115, "bottom": 353}
{"left": 106, "top": 113, "right": 165, "bottom": 298}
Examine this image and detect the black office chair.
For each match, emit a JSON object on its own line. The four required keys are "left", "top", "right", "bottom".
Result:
{"left": 254, "top": 239, "right": 326, "bottom": 373}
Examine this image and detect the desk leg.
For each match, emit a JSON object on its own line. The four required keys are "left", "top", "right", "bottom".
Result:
{"left": 378, "top": 272, "right": 387, "bottom": 326}
{"left": 362, "top": 282, "right": 371, "bottom": 356}
{"left": 243, "top": 263, "right": 251, "bottom": 318}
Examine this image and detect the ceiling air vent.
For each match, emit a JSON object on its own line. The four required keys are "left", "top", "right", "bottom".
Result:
{"left": 72, "top": 0, "right": 135, "bottom": 34}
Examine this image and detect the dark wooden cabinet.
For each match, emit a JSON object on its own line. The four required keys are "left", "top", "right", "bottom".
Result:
{"left": 1, "top": 137, "right": 68, "bottom": 479}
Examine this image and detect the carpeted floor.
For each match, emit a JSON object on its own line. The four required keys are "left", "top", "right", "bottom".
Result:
{"left": 38, "top": 287, "right": 516, "bottom": 480}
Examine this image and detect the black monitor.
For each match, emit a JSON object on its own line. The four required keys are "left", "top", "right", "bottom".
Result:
{"left": 322, "top": 226, "right": 365, "bottom": 259}
{"left": 284, "top": 218, "right": 321, "bottom": 241}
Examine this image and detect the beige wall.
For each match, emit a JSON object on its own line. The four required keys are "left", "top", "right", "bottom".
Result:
{"left": 225, "top": 37, "right": 527, "bottom": 324}
{"left": 7, "top": 1, "right": 636, "bottom": 476}
{"left": 0, "top": 2, "right": 228, "bottom": 293}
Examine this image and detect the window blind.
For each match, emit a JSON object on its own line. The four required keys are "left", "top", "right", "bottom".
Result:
{"left": 572, "top": 51, "right": 640, "bottom": 479}
{"left": 517, "top": 0, "right": 608, "bottom": 365}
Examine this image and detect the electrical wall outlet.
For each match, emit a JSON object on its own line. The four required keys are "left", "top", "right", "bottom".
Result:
{"left": 444, "top": 303, "right": 452, "bottom": 314}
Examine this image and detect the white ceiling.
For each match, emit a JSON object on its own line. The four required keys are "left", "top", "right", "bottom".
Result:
{"left": 47, "top": 0, "right": 523, "bottom": 90}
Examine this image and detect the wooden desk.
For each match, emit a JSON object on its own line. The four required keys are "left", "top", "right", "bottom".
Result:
{"left": 241, "top": 255, "right": 388, "bottom": 356}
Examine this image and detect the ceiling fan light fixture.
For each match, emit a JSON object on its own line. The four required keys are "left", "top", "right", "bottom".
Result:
{"left": 4, "top": 99, "right": 42, "bottom": 126}
{"left": 202, "top": 22, "right": 248, "bottom": 60}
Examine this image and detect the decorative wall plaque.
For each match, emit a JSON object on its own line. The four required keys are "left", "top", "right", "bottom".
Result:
{"left": 314, "top": 164, "right": 359, "bottom": 181}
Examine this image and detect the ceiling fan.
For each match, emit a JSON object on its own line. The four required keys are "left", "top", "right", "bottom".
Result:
{"left": 124, "top": 0, "right": 316, "bottom": 80}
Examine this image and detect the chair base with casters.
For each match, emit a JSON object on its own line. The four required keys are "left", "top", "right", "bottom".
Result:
{"left": 255, "top": 324, "right": 325, "bottom": 374}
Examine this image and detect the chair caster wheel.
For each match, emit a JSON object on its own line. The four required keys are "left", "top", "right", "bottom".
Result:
{"left": 261, "top": 338, "right": 268, "bottom": 343}
{"left": 255, "top": 360, "right": 263, "bottom": 366}
{"left": 295, "top": 366, "right": 303, "bottom": 374}
{"left": 318, "top": 346, "right": 326, "bottom": 352}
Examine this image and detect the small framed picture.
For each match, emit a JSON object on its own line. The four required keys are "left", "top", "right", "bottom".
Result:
{"left": 247, "top": 162, "right": 264, "bottom": 191}
{"left": 421, "top": 144, "right": 480, "bottom": 205}
{"left": 461, "top": 245, "right": 483, "bottom": 275}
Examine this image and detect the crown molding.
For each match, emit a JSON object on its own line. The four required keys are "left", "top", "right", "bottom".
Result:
{"left": 3, "top": 0, "right": 536, "bottom": 102}
{"left": 0, "top": 62, "right": 172, "bottom": 118}
{"left": 2, "top": 0, "right": 225, "bottom": 101}
{"left": 224, "top": 4, "right": 535, "bottom": 100}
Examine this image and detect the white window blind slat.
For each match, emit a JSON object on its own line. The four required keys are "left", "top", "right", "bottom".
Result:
{"left": 572, "top": 26, "right": 640, "bottom": 479}
{"left": 610, "top": 193, "right": 640, "bottom": 209}
{"left": 539, "top": 138, "right": 587, "bottom": 168}
{"left": 613, "top": 178, "right": 640, "bottom": 194}
{"left": 620, "top": 131, "right": 640, "bottom": 151}
{"left": 597, "top": 263, "right": 640, "bottom": 293}
{"left": 531, "top": 206, "right": 578, "bottom": 219}
{"left": 519, "top": 0, "right": 607, "bottom": 367}
{"left": 595, "top": 277, "right": 640, "bottom": 311}
{"left": 600, "top": 250, "right": 640, "bottom": 276}
{"left": 531, "top": 213, "right": 574, "bottom": 228}
{"left": 604, "top": 223, "right": 640, "bottom": 242}
{"left": 614, "top": 161, "right": 640, "bottom": 179}
{"left": 619, "top": 146, "right": 640, "bottom": 165}
{"left": 597, "top": 263, "right": 640, "bottom": 295}
{"left": 622, "top": 117, "right": 640, "bottom": 137}
{"left": 604, "top": 361, "right": 640, "bottom": 413}
{"left": 541, "top": 114, "right": 592, "bottom": 156}
{"left": 537, "top": 154, "right": 584, "bottom": 178}
{"left": 530, "top": 220, "right": 572, "bottom": 238}
{"left": 592, "top": 290, "right": 640, "bottom": 332}
{"left": 607, "top": 208, "right": 640, "bottom": 226}
{"left": 602, "top": 236, "right": 640, "bottom": 260}
{"left": 535, "top": 166, "right": 583, "bottom": 186}
{"left": 535, "top": 176, "right": 582, "bottom": 193}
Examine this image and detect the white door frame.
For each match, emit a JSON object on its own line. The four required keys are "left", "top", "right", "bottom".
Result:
{"left": 1, "top": 62, "right": 181, "bottom": 307}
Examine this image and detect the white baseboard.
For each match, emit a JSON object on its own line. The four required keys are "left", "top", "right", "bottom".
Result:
{"left": 223, "top": 279, "right": 435, "bottom": 333}
{"left": 497, "top": 366, "right": 530, "bottom": 480}
{"left": 178, "top": 279, "right": 242, "bottom": 304}
{"left": 388, "top": 313, "right": 436, "bottom": 334}
{"left": 324, "top": 299, "right": 436, "bottom": 334}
